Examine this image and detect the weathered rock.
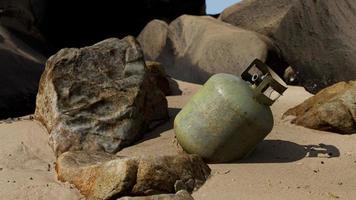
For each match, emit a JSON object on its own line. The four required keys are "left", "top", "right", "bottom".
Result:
{"left": 146, "top": 61, "right": 171, "bottom": 96}
{"left": 138, "top": 20, "right": 171, "bottom": 64}
{"left": 118, "top": 190, "right": 194, "bottom": 200}
{"left": 138, "top": 15, "right": 285, "bottom": 84}
{"left": 219, "top": 0, "right": 294, "bottom": 38}
{"left": 220, "top": 0, "right": 356, "bottom": 93}
{"left": 56, "top": 151, "right": 211, "bottom": 200}
{"left": 284, "top": 81, "right": 356, "bottom": 134}
{"left": 0, "top": 25, "right": 45, "bottom": 119}
{"left": 35, "top": 36, "right": 168, "bottom": 156}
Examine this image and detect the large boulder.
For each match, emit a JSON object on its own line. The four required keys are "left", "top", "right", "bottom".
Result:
{"left": 0, "top": 26, "right": 45, "bottom": 119}
{"left": 220, "top": 0, "right": 356, "bottom": 93}
{"left": 219, "top": 0, "right": 294, "bottom": 38}
{"left": 35, "top": 36, "right": 168, "bottom": 156}
{"left": 56, "top": 151, "right": 211, "bottom": 200}
{"left": 284, "top": 81, "right": 356, "bottom": 134}
{"left": 138, "top": 15, "right": 285, "bottom": 84}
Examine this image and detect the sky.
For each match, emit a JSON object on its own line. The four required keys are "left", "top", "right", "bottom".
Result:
{"left": 206, "top": 0, "right": 241, "bottom": 14}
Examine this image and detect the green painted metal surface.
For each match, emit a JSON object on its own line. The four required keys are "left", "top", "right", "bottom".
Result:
{"left": 174, "top": 73, "right": 275, "bottom": 162}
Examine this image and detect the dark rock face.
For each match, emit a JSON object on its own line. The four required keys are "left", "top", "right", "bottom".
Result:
{"left": 220, "top": 0, "right": 356, "bottom": 93}
{"left": 284, "top": 81, "right": 356, "bottom": 134}
{"left": 138, "top": 16, "right": 285, "bottom": 84}
{"left": 35, "top": 36, "right": 168, "bottom": 156}
{"left": 146, "top": 61, "right": 172, "bottom": 96}
{"left": 56, "top": 151, "right": 211, "bottom": 200}
{"left": 0, "top": 26, "right": 45, "bottom": 119}
{"left": 274, "top": 0, "right": 356, "bottom": 93}
{"left": 39, "top": 0, "right": 206, "bottom": 51}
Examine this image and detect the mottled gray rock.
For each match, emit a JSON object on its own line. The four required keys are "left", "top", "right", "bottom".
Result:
{"left": 284, "top": 81, "right": 356, "bottom": 134}
{"left": 138, "top": 15, "right": 284, "bottom": 84}
{"left": 56, "top": 151, "right": 210, "bottom": 200}
{"left": 118, "top": 190, "right": 194, "bottom": 200}
{"left": 220, "top": 0, "right": 356, "bottom": 93}
{"left": 35, "top": 36, "right": 168, "bottom": 156}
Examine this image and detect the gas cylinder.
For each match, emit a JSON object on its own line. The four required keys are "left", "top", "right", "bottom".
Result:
{"left": 174, "top": 59, "right": 287, "bottom": 163}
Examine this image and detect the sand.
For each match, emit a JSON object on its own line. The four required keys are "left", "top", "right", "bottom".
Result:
{"left": 1, "top": 80, "right": 355, "bottom": 200}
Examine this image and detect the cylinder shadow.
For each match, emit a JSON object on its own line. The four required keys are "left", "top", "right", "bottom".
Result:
{"left": 237, "top": 140, "right": 340, "bottom": 163}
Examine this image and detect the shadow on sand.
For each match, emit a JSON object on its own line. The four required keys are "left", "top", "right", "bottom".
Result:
{"left": 135, "top": 107, "right": 181, "bottom": 144}
{"left": 238, "top": 140, "right": 340, "bottom": 163}
{"left": 137, "top": 108, "right": 341, "bottom": 164}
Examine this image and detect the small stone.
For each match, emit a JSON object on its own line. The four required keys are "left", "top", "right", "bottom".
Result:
{"left": 321, "top": 161, "right": 325, "bottom": 164}
{"left": 29, "top": 177, "right": 33, "bottom": 180}
{"left": 0, "top": 168, "right": 3, "bottom": 171}
{"left": 328, "top": 192, "right": 340, "bottom": 199}
{"left": 185, "top": 179, "right": 196, "bottom": 191}
{"left": 174, "top": 180, "right": 187, "bottom": 192}
{"left": 338, "top": 182, "right": 343, "bottom": 186}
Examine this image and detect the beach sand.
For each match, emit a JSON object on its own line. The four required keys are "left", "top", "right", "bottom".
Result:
{"left": 1, "top": 80, "right": 355, "bottom": 200}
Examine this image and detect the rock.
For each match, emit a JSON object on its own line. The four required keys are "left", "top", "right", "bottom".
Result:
{"left": 0, "top": 0, "right": 49, "bottom": 120}
{"left": 118, "top": 190, "right": 194, "bottom": 200}
{"left": 283, "top": 66, "right": 298, "bottom": 85}
{"left": 56, "top": 151, "right": 211, "bottom": 200}
{"left": 274, "top": 0, "right": 356, "bottom": 93}
{"left": 220, "top": 0, "right": 356, "bottom": 93}
{"left": 284, "top": 81, "right": 356, "bottom": 134}
{"left": 0, "top": 0, "right": 48, "bottom": 52}
{"left": 138, "top": 15, "right": 285, "bottom": 84}
{"left": 146, "top": 61, "right": 171, "bottom": 96}
{"left": 39, "top": 0, "right": 206, "bottom": 51}
{"left": 138, "top": 20, "right": 171, "bottom": 64}
{"left": 35, "top": 36, "right": 168, "bottom": 156}
{"left": 219, "top": 0, "right": 294, "bottom": 38}
{"left": 0, "top": 25, "right": 45, "bottom": 119}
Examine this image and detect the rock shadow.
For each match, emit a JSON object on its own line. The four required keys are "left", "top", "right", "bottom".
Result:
{"left": 237, "top": 140, "right": 340, "bottom": 163}
{"left": 136, "top": 107, "right": 181, "bottom": 144}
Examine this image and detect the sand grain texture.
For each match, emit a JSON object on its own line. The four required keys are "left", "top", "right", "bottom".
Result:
{"left": 1, "top": 80, "right": 356, "bottom": 200}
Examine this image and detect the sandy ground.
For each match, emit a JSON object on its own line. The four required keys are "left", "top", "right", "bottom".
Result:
{"left": 0, "top": 119, "right": 83, "bottom": 199}
{"left": 1, "top": 80, "right": 356, "bottom": 200}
